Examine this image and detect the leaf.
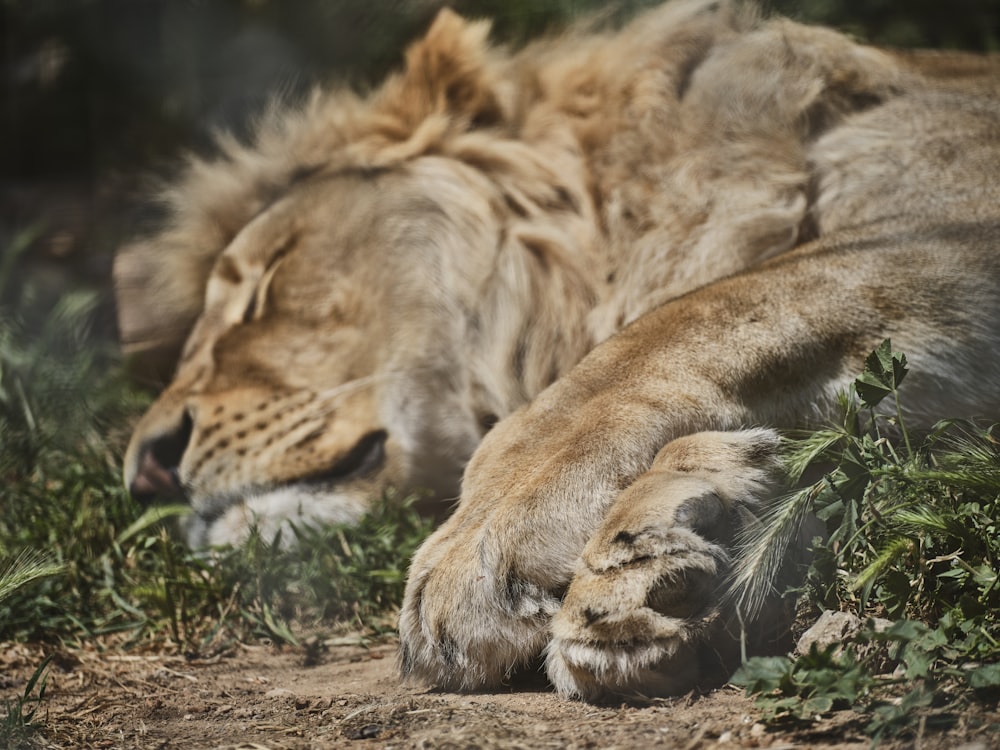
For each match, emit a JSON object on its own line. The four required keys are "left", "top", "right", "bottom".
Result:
{"left": 901, "top": 647, "right": 933, "bottom": 679}
{"left": 969, "top": 663, "right": 1000, "bottom": 690}
{"left": 9, "top": 652, "right": 55, "bottom": 726}
{"left": 855, "top": 339, "right": 908, "bottom": 409}
{"left": 959, "top": 594, "right": 986, "bottom": 619}
{"left": 876, "top": 618, "right": 930, "bottom": 643}
{"left": 116, "top": 504, "right": 192, "bottom": 545}
{"left": 730, "top": 656, "right": 793, "bottom": 694}
{"left": 877, "top": 569, "right": 912, "bottom": 619}
{"left": 802, "top": 695, "right": 834, "bottom": 716}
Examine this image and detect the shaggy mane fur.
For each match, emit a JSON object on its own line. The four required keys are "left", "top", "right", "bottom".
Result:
{"left": 120, "top": 0, "right": 901, "bottom": 370}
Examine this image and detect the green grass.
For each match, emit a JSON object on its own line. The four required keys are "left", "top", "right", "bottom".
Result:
{"left": 731, "top": 341, "right": 1000, "bottom": 742}
{"left": 0, "top": 229, "right": 433, "bottom": 659}
{"left": 0, "top": 406, "right": 432, "bottom": 650}
{"left": 1, "top": 654, "right": 52, "bottom": 750}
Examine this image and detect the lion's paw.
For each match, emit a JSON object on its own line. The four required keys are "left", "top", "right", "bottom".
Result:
{"left": 398, "top": 520, "right": 561, "bottom": 690}
{"left": 546, "top": 524, "right": 726, "bottom": 700}
{"left": 546, "top": 429, "right": 783, "bottom": 700}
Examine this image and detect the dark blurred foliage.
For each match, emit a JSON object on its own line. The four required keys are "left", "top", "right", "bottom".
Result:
{"left": 3, "top": 0, "right": 996, "bottom": 180}
{"left": 0, "top": 0, "right": 997, "bottom": 335}
{"left": 770, "top": 0, "right": 1000, "bottom": 51}
{"left": 2, "top": 1, "right": 423, "bottom": 180}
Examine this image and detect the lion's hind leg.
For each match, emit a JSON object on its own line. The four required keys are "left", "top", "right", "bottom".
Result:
{"left": 546, "top": 428, "right": 786, "bottom": 701}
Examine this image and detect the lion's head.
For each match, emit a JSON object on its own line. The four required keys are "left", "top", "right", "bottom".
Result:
{"left": 118, "top": 9, "right": 607, "bottom": 546}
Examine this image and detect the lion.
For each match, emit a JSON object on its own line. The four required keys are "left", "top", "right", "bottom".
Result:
{"left": 117, "top": 0, "right": 1000, "bottom": 699}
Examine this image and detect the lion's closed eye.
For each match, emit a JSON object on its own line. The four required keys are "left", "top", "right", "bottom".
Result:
{"left": 304, "top": 430, "right": 388, "bottom": 485}
{"left": 242, "top": 239, "right": 294, "bottom": 324}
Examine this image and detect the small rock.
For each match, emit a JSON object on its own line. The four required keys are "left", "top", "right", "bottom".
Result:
{"left": 343, "top": 723, "right": 382, "bottom": 740}
{"left": 796, "top": 611, "right": 861, "bottom": 655}
{"left": 797, "top": 610, "right": 894, "bottom": 656}
{"left": 265, "top": 687, "right": 295, "bottom": 699}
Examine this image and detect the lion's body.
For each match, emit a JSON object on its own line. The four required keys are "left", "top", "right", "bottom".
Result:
{"left": 118, "top": 0, "right": 1000, "bottom": 698}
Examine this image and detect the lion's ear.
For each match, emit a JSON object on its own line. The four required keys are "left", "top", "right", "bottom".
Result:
{"left": 114, "top": 240, "right": 205, "bottom": 385}
{"left": 396, "top": 8, "right": 506, "bottom": 126}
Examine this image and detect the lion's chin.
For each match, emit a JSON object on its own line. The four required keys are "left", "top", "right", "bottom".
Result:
{"left": 183, "top": 485, "right": 373, "bottom": 548}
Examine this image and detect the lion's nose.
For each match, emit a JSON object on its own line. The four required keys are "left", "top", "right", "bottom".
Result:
{"left": 128, "top": 411, "right": 193, "bottom": 505}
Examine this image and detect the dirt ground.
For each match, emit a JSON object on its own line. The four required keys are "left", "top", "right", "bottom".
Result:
{"left": 2, "top": 638, "right": 997, "bottom": 750}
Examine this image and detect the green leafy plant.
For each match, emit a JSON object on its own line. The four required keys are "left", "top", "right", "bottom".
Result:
{"left": 1, "top": 654, "right": 53, "bottom": 750}
{"left": 732, "top": 644, "right": 874, "bottom": 722}
{"left": 731, "top": 340, "right": 1000, "bottom": 741}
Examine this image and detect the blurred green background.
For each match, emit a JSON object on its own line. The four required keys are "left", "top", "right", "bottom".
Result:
{"left": 1, "top": 0, "right": 998, "bottom": 339}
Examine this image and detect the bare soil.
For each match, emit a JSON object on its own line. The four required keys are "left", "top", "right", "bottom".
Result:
{"left": 3, "top": 639, "right": 997, "bottom": 750}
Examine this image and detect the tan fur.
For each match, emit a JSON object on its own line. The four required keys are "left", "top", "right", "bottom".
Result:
{"left": 118, "top": 1, "right": 1000, "bottom": 697}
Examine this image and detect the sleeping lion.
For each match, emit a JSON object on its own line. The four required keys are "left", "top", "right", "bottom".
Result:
{"left": 117, "top": 0, "right": 1000, "bottom": 699}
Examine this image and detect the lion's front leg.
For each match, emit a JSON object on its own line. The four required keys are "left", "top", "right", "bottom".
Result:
{"left": 398, "top": 240, "right": 967, "bottom": 694}
{"left": 545, "top": 429, "right": 785, "bottom": 700}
